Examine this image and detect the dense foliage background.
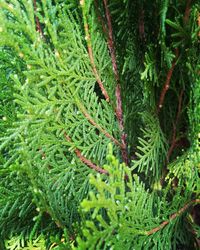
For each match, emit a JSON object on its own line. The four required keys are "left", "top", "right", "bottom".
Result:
{"left": 0, "top": 0, "right": 199, "bottom": 249}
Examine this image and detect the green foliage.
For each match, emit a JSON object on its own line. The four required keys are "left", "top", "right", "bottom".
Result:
{"left": 5, "top": 236, "right": 46, "bottom": 250}
{"left": 141, "top": 46, "right": 158, "bottom": 84}
{"left": 0, "top": 0, "right": 119, "bottom": 235}
{"left": 0, "top": 48, "right": 22, "bottom": 159}
{"left": 75, "top": 146, "right": 196, "bottom": 250}
{"left": 133, "top": 112, "right": 167, "bottom": 180}
{"left": 0, "top": 0, "right": 199, "bottom": 249}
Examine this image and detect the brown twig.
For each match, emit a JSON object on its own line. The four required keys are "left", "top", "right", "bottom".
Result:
{"left": 103, "top": 0, "right": 119, "bottom": 82}
{"left": 94, "top": 0, "right": 108, "bottom": 39}
{"left": 81, "top": 0, "right": 110, "bottom": 102}
{"left": 33, "top": 0, "right": 43, "bottom": 35}
{"left": 115, "top": 85, "right": 128, "bottom": 164}
{"left": 184, "top": 0, "right": 192, "bottom": 24}
{"left": 64, "top": 133, "right": 108, "bottom": 174}
{"left": 76, "top": 99, "right": 124, "bottom": 149}
{"left": 160, "top": 0, "right": 192, "bottom": 183}
{"left": 82, "top": 109, "right": 124, "bottom": 148}
{"left": 103, "top": 0, "right": 128, "bottom": 165}
{"left": 147, "top": 199, "right": 200, "bottom": 235}
{"left": 157, "top": 49, "right": 179, "bottom": 113}
{"left": 158, "top": 0, "right": 192, "bottom": 113}
{"left": 166, "top": 89, "right": 184, "bottom": 162}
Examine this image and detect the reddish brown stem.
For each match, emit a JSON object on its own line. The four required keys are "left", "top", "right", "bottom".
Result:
{"left": 33, "top": 0, "right": 43, "bottom": 35}
{"left": 184, "top": 0, "right": 192, "bottom": 24}
{"left": 76, "top": 99, "right": 124, "bottom": 148}
{"left": 64, "top": 133, "right": 108, "bottom": 175}
{"left": 103, "top": 0, "right": 128, "bottom": 165}
{"left": 81, "top": 0, "right": 110, "bottom": 102}
{"left": 74, "top": 148, "right": 108, "bottom": 174}
{"left": 147, "top": 199, "right": 200, "bottom": 235}
{"left": 103, "top": 0, "right": 119, "bottom": 82}
{"left": 158, "top": 0, "right": 191, "bottom": 113}
{"left": 166, "top": 89, "right": 184, "bottom": 162}
{"left": 157, "top": 49, "right": 179, "bottom": 113}
{"left": 85, "top": 25, "right": 110, "bottom": 102}
{"left": 81, "top": 107, "right": 124, "bottom": 149}
{"left": 161, "top": 1, "right": 192, "bottom": 183}
{"left": 94, "top": 0, "right": 109, "bottom": 39}
{"left": 115, "top": 84, "right": 128, "bottom": 163}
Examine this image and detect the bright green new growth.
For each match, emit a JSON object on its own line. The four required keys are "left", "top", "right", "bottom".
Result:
{"left": 0, "top": 0, "right": 199, "bottom": 249}
{"left": 76, "top": 145, "right": 197, "bottom": 249}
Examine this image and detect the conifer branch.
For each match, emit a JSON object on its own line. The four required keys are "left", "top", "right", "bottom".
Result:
{"left": 75, "top": 98, "right": 124, "bottom": 148}
{"left": 158, "top": 0, "right": 192, "bottom": 113}
{"left": 33, "top": 0, "right": 43, "bottom": 35}
{"left": 80, "top": 0, "right": 110, "bottom": 102}
{"left": 81, "top": 109, "right": 123, "bottom": 148}
{"left": 103, "top": 0, "right": 118, "bottom": 82}
{"left": 64, "top": 133, "right": 108, "bottom": 174}
{"left": 103, "top": 0, "right": 128, "bottom": 164}
{"left": 0, "top": 1, "right": 199, "bottom": 247}
{"left": 146, "top": 199, "right": 200, "bottom": 235}
{"left": 157, "top": 49, "right": 179, "bottom": 112}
